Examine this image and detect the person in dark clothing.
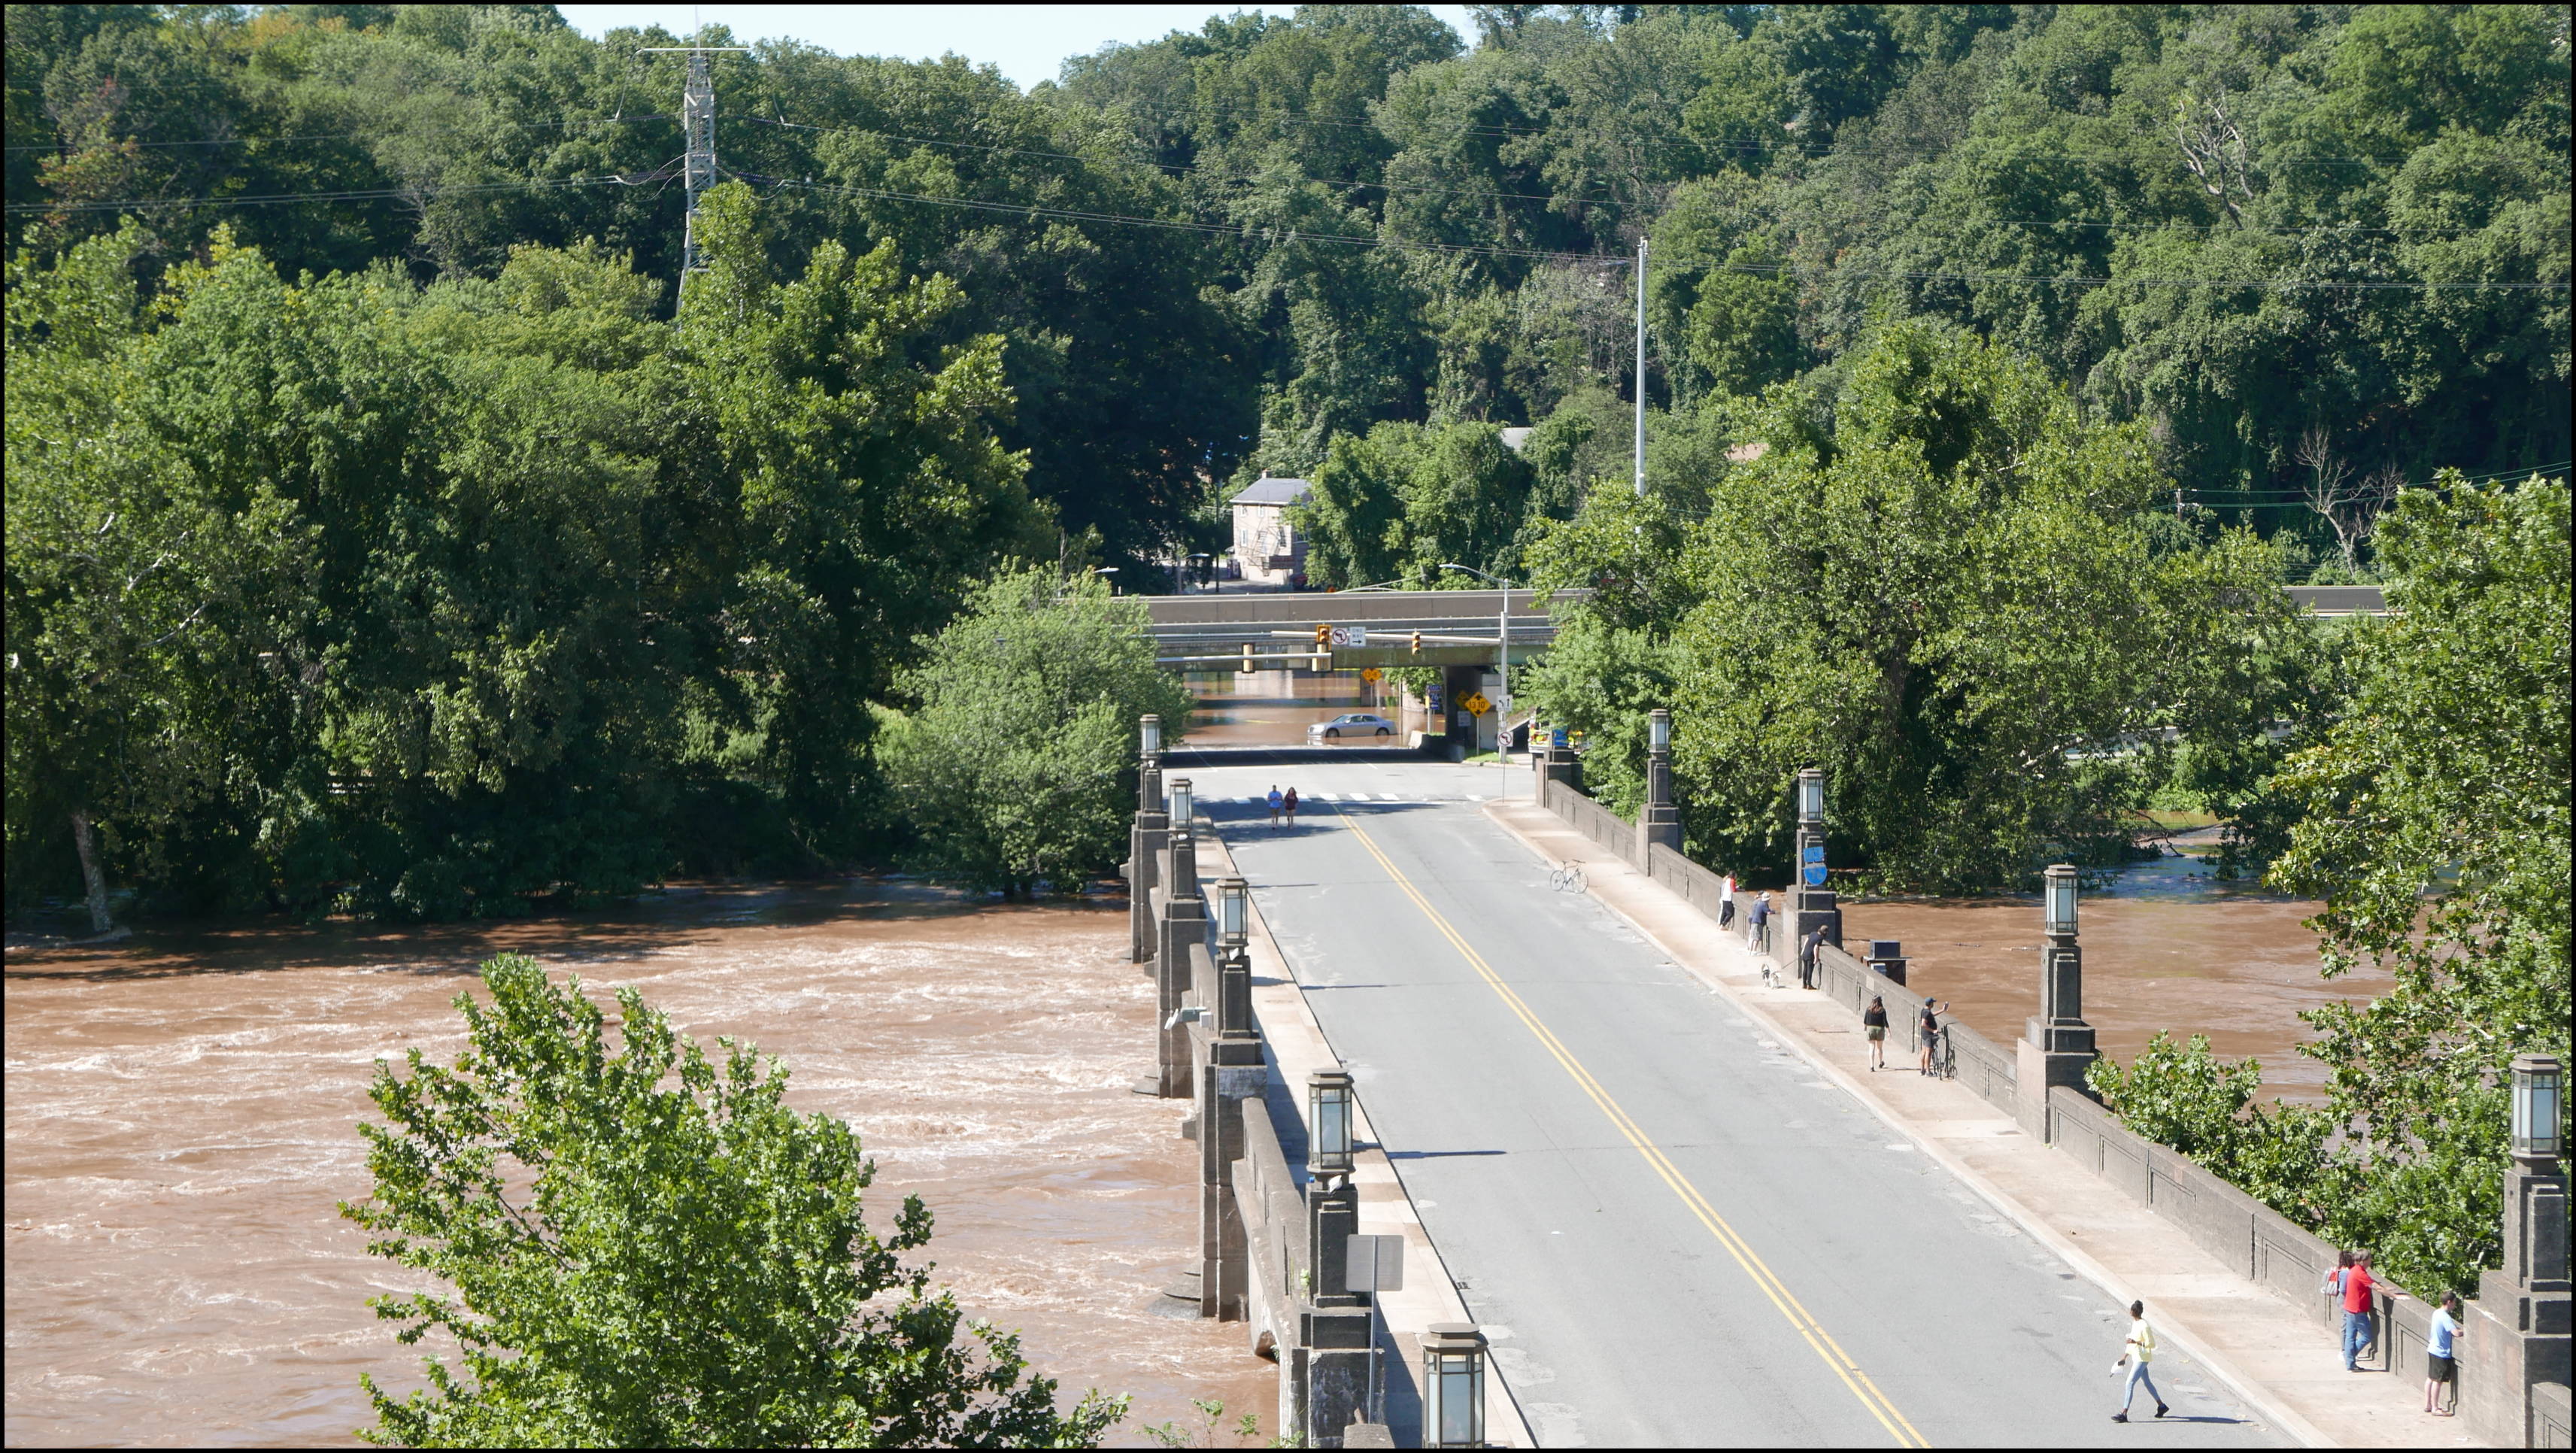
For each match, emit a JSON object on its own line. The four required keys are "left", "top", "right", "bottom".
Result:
{"left": 1282, "top": 786, "right": 1300, "bottom": 827}
{"left": 1917, "top": 999, "right": 1949, "bottom": 1075}
{"left": 1798, "top": 925, "right": 1826, "bottom": 989}
{"left": 1862, "top": 996, "right": 1890, "bottom": 1070}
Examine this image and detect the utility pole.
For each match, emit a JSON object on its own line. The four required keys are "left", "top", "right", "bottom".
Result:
{"left": 639, "top": 44, "right": 748, "bottom": 304}
{"left": 1634, "top": 234, "right": 1649, "bottom": 496}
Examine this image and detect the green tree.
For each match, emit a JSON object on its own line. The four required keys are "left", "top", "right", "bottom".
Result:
{"left": 344, "top": 953, "right": 1126, "bottom": 1448}
{"left": 876, "top": 567, "right": 1193, "bottom": 896}
{"left": 2265, "top": 475, "right": 2572, "bottom": 1294}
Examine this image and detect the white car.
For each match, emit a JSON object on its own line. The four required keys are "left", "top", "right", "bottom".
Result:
{"left": 1309, "top": 712, "right": 1396, "bottom": 741}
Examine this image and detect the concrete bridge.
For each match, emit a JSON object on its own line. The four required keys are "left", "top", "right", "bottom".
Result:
{"left": 1146, "top": 590, "right": 1564, "bottom": 672}
{"left": 1120, "top": 699, "right": 2565, "bottom": 1449}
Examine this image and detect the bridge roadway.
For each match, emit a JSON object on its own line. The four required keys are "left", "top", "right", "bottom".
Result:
{"left": 1177, "top": 750, "right": 2281, "bottom": 1449}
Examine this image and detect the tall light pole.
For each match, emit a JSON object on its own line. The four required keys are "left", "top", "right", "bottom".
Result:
{"left": 1634, "top": 234, "right": 1649, "bottom": 497}
{"left": 1442, "top": 563, "right": 1514, "bottom": 796}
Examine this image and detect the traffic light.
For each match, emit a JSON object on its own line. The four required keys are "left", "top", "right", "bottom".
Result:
{"left": 1314, "top": 623, "right": 1332, "bottom": 648}
{"left": 1410, "top": 631, "right": 1422, "bottom": 654}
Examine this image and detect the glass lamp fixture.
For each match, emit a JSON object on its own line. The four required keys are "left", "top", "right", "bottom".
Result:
{"left": 1217, "top": 877, "right": 1249, "bottom": 945}
{"left": 1167, "top": 778, "right": 1193, "bottom": 827}
{"left": 1140, "top": 714, "right": 1161, "bottom": 757}
{"left": 1796, "top": 769, "right": 1825, "bottom": 822}
{"left": 1308, "top": 1069, "right": 1355, "bottom": 1176}
{"left": 1420, "top": 1324, "right": 1487, "bottom": 1448}
{"left": 2513, "top": 1054, "right": 2562, "bottom": 1162}
{"left": 2044, "top": 864, "right": 2079, "bottom": 937}
{"left": 1649, "top": 708, "right": 1671, "bottom": 753}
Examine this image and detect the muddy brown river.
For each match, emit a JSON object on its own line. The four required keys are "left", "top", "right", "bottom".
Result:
{"left": 4, "top": 884, "right": 1276, "bottom": 1447}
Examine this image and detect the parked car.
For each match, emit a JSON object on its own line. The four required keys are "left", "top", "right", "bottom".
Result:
{"left": 1309, "top": 712, "right": 1396, "bottom": 741}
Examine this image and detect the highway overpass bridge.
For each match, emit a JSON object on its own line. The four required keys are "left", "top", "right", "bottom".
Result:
{"left": 1145, "top": 584, "right": 2389, "bottom": 674}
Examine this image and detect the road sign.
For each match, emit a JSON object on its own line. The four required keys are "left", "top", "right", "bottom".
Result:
{"left": 1427, "top": 685, "right": 1443, "bottom": 711}
{"left": 1329, "top": 626, "right": 1369, "bottom": 648}
{"left": 1345, "top": 1233, "right": 1404, "bottom": 1294}
{"left": 1461, "top": 692, "right": 1491, "bottom": 717}
{"left": 1801, "top": 842, "right": 1828, "bottom": 887}
{"left": 1359, "top": 667, "right": 1382, "bottom": 683}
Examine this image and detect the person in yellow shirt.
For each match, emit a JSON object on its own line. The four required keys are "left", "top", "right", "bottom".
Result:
{"left": 2111, "top": 1300, "right": 2169, "bottom": 1423}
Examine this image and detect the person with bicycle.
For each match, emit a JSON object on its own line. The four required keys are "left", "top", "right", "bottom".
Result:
{"left": 1918, "top": 998, "right": 1949, "bottom": 1075}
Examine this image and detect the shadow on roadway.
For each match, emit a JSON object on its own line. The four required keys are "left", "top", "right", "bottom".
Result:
{"left": 1170, "top": 744, "right": 1434, "bottom": 766}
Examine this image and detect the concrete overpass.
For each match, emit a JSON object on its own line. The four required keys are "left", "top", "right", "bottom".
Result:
{"left": 1145, "top": 589, "right": 1565, "bottom": 671}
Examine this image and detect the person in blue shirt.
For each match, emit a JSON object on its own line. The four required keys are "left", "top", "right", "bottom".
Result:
{"left": 2425, "top": 1290, "right": 2462, "bottom": 1415}
{"left": 1266, "top": 786, "right": 1284, "bottom": 827}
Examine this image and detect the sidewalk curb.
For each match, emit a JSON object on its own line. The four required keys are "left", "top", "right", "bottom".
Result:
{"left": 1482, "top": 800, "right": 2341, "bottom": 1450}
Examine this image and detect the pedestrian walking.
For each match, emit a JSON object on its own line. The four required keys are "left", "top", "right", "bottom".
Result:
{"left": 1747, "top": 892, "right": 1772, "bottom": 954}
{"left": 2110, "top": 1300, "right": 2169, "bottom": 1422}
{"left": 1266, "top": 786, "right": 1283, "bottom": 827}
{"left": 1917, "top": 998, "right": 1948, "bottom": 1075}
{"left": 1862, "top": 995, "right": 1889, "bottom": 1070}
{"left": 2426, "top": 1291, "right": 2462, "bottom": 1415}
{"left": 1282, "top": 786, "right": 1300, "bottom": 827}
{"left": 2341, "top": 1251, "right": 2378, "bottom": 1370}
{"left": 1718, "top": 875, "right": 1736, "bottom": 930}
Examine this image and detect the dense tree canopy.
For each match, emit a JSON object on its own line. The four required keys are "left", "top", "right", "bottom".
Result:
{"left": 6, "top": 4, "right": 2568, "bottom": 918}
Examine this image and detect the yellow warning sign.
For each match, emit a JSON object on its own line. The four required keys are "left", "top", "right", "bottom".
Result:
{"left": 1359, "top": 667, "right": 1383, "bottom": 683}
{"left": 1461, "top": 692, "right": 1491, "bottom": 717}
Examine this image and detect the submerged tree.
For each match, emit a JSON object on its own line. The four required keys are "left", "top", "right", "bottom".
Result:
{"left": 343, "top": 954, "right": 1127, "bottom": 1448}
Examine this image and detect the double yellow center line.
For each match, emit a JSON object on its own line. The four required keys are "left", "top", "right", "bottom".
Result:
{"left": 1321, "top": 801, "right": 1929, "bottom": 1448}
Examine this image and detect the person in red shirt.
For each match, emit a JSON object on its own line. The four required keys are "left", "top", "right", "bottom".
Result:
{"left": 2341, "top": 1251, "right": 2377, "bottom": 1370}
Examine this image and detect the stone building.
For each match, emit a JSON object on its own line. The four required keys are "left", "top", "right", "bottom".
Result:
{"left": 1229, "top": 476, "right": 1311, "bottom": 586}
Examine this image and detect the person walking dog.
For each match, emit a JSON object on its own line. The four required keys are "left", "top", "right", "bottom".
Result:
{"left": 1862, "top": 996, "right": 1889, "bottom": 1071}
{"left": 2110, "top": 1300, "right": 2169, "bottom": 1422}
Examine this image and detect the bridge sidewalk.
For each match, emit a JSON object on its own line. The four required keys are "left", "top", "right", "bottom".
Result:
{"left": 1484, "top": 799, "right": 2476, "bottom": 1451}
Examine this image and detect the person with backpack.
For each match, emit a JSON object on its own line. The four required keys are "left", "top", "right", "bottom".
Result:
{"left": 1861, "top": 996, "right": 1890, "bottom": 1071}
{"left": 1917, "top": 999, "right": 1948, "bottom": 1075}
{"left": 1266, "top": 786, "right": 1284, "bottom": 827}
{"left": 2110, "top": 1300, "right": 2169, "bottom": 1422}
{"left": 1282, "top": 786, "right": 1300, "bottom": 827}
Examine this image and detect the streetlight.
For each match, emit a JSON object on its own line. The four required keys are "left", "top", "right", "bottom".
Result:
{"left": 1216, "top": 876, "right": 1249, "bottom": 948}
{"left": 1419, "top": 1324, "right": 1488, "bottom": 1448}
{"left": 2045, "top": 863, "right": 2079, "bottom": 939}
{"left": 1796, "top": 767, "right": 1825, "bottom": 824}
{"left": 1167, "top": 778, "right": 1193, "bottom": 835}
{"left": 1094, "top": 565, "right": 1119, "bottom": 596}
{"left": 1441, "top": 562, "right": 1514, "bottom": 795}
{"left": 1140, "top": 714, "right": 1162, "bottom": 758}
{"left": 1649, "top": 707, "right": 1670, "bottom": 753}
{"left": 2514, "top": 1054, "right": 2562, "bottom": 1166}
{"left": 1308, "top": 1069, "right": 1355, "bottom": 1178}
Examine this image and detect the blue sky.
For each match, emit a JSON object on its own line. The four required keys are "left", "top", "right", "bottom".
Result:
{"left": 554, "top": 5, "right": 1482, "bottom": 90}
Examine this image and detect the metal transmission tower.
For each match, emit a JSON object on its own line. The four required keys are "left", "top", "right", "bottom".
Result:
{"left": 639, "top": 44, "right": 747, "bottom": 296}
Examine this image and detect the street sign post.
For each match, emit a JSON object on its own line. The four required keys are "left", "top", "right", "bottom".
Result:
{"left": 1461, "top": 692, "right": 1491, "bottom": 717}
{"left": 1345, "top": 1233, "right": 1405, "bottom": 1294}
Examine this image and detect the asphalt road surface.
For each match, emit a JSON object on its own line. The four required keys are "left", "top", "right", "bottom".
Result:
{"left": 1180, "top": 755, "right": 2282, "bottom": 1450}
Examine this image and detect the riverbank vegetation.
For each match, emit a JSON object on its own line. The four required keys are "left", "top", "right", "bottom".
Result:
{"left": 344, "top": 954, "right": 1126, "bottom": 1446}
{"left": 8, "top": 4, "right": 2565, "bottom": 923}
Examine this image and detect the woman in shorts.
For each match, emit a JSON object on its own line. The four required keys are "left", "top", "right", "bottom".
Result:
{"left": 1862, "top": 996, "right": 1889, "bottom": 1071}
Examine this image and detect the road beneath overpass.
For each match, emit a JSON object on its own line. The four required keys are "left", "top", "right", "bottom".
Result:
{"left": 1177, "top": 752, "right": 2282, "bottom": 1448}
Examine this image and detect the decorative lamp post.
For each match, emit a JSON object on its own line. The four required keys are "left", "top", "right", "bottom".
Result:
{"left": 1141, "top": 714, "right": 1162, "bottom": 757}
{"left": 1419, "top": 1324, "right": 1488, "bottom": 1448}
{"left": 1168, "top": 778, "right": 1194, "bottom": 836}
{"left": 1796, "top": 767, "right": 1825, "bottom": 824}
{"left": 2046, "top": 863, "right": 2079, "bottom": 939}
{"left": 2020, "top": 863, "right": 2098, "bottom": 1120}
{"left": 1216, "top": 876, "right": 1249, "bottom": 950}
{"left": 1308, "top": 1069, "right": 1355, "bottom": 1178}
{"left": 2514, "top": 1054, "right": 2564, "bottom": 1169}
{"left": 1167, "top": 777, "right": 1197, "bottom": 898}
{"left": 1640, "top": 708, "right": 1681, "bottom": 857}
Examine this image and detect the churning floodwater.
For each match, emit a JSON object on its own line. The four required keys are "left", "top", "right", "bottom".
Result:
{"left": 4, "top": 884, "right": 1275, "bottom": 1447}
{"left": 1840, "top": 847, "right": 2392, "bottom": 1099}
